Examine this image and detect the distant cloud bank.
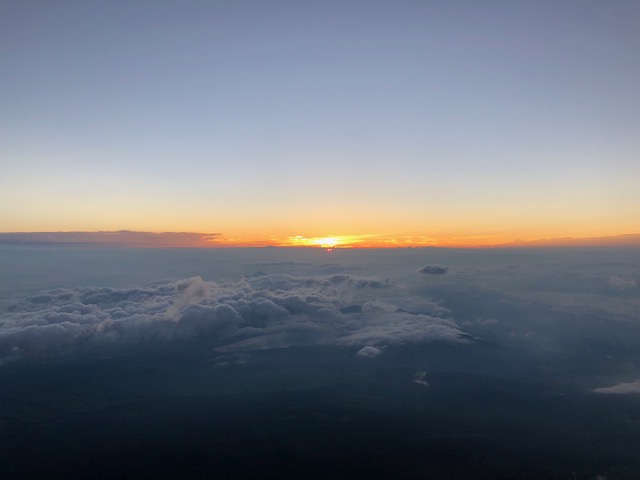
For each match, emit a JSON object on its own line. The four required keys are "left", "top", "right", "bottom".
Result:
{"left": 0, "top": 231, "right": 221, "bottom": 247}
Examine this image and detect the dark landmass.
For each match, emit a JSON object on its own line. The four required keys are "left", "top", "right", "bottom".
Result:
{"left": 2, "top": 343, "right": 639, "bottom": 480}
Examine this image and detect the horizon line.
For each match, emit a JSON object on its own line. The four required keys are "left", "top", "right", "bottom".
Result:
{"left": 1, "top": 231, "right": 639, "bottom": 249}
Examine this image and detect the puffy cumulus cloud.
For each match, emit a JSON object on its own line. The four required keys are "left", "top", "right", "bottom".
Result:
{"left": 592, "top": 380, "right": 640, "bottom": 395}
{"left": 419, "top": 265, "right": 449, "bottom": 274}
{"left": 0, "top": 274, "right": 467, "bottom": 363}
{"left": 356, "top": 346, "right": 383, "bottom": 358}
{"left": 608, "top": 276, "right": 637, "bottom": 290}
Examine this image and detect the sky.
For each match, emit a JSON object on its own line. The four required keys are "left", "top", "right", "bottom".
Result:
{"left": 1, "top": 0, "right": 639, "bottom": 247}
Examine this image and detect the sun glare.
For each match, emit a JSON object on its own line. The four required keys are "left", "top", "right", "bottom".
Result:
{"left": 279, "top": 233, "right": 504, "bottom": 248}
{"left": 312, "top": 237, "right": 339, "bottom": 248}
{"left": 285, "top": 235, "right": 363, "bottom": 248}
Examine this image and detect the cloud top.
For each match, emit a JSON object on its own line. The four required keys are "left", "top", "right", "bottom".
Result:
{"left": 1, "top": 274, "right": 467, "bottom": 363}
{"left": 356, "top": 346, "right": 383, "bottom": 358}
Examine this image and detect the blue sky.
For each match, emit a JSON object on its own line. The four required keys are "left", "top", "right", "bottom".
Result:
{"left": 1, "top": 0, "right": 639, "bottom": 244}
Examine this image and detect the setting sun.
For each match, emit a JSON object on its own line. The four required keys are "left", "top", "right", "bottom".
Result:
{"left": 284, "top": 235, "right": 373, "bottom": 248}
{"left": 313, "top": 237, "right": 338, "bottom": 248}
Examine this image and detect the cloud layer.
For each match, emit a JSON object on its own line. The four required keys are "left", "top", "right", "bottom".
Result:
{"left": 0, "top": 274, "right": 466, "bottom": 363}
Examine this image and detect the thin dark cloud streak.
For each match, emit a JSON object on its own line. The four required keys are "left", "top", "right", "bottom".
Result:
{"left": 0, "top": 231, "right": 221, "bottom": 247}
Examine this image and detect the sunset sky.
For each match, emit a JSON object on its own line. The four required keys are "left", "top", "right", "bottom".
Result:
{"left": 1, "top": 1, "right": 639, "bottom": 247}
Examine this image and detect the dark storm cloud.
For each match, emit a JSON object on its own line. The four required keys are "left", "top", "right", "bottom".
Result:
{"left": 419, "top": 265, "right": 449, "bottom": 274}
{"left": 0, "top": 274, "right": 467, "bottom": 363}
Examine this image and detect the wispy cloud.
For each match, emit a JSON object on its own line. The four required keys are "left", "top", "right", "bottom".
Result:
{"left": 593, "top": 380, "right": 640, "bottom": 395}
{"left": 0, "top": 231, "right": 221, "bottom": 247}
{"left": 503, "top": 234, "right": 640, "bottom": 247}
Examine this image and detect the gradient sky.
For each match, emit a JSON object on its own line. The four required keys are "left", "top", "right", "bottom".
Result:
{"left": 1, "top": 0, "right": 639, "bottom": 247}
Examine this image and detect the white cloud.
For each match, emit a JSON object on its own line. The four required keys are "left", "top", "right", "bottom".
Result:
{"left": 413, "top": 371, "right": 428, "bottom": 387}
{"left": 462, "top": 317, "right": 500, "bottom": 327}
{"left": 356, "top": 345, "right": 383, "bottom": 358}
{"left": 338, "top": 311, "right": 466, "bottom": 346}
{"left": 592, "top": 379, "right": 640, "bottom": 395}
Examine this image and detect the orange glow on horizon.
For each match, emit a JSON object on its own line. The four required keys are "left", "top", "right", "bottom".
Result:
{"left": 206, "top": 230, "right": 640, "bottom": 249}
{"left": 1, "top": 229, "right": 639, "bottom": 249}
{"left": 284, "top": 235, "right": 367, "bottom": 248}
{"left": 213, "top": 233, "right": 529, "bottom": 249}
